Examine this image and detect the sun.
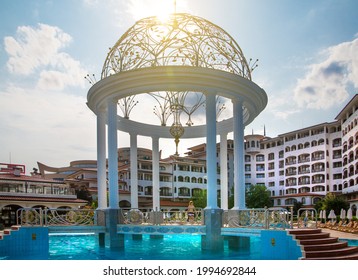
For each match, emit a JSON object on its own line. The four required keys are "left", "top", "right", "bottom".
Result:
{"left": 128, "top": 0, "right": 178, "bottom": 21}
{"left": 155, "top": 0, "right": 175, "bottom": 22}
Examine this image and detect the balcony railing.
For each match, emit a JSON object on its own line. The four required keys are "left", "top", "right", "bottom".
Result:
{"left": 298, "top": 170, "right": 310, "bottom": 175}
{"left": 311, "top": 156, "right": 325, "bottom": 161}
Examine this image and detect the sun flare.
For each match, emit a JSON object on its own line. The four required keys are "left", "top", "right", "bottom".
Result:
{"left": 128, "top": 0, "right": 185, "bottom": 21}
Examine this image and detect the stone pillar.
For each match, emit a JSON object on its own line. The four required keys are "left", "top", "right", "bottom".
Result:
{"left": 97, "top": 108, "right": 107, "bottom": 209}
{"left": 205, "top": 92, "right": 218, "bottom": 209}
{"left": 130, "top": 133, "right": 139, "bottom": 209}
{"left": 107, "top": 99, "right": 119, "bottom": 209}
{"left": 152, "top": 136, "right": 160, "bottom": 211}
{"left": 232, "top": 98, "right": 245, "bottom": 209}
{"left": 202, "top": 92, "right": 223, "bottom": 252}
{"left": 220, "top": 133, "right": 228, "bottom": 210}
{"left": 106, "top": 100, "right": 123, "bottom": 249}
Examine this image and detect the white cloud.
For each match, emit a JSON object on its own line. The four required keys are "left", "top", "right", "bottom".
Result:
{"left": 4, "top": 23, "right": 86, "bottom": 91}
{"left": 293, "top": 38, "right": 358, "bottom": 109}
{"left": 0, "top": 85, "right": 96, "bottom": 170}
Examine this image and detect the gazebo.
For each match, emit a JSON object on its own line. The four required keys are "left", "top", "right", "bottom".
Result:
{"left": 86, "top": 13, "right": 267, "bottom": 249}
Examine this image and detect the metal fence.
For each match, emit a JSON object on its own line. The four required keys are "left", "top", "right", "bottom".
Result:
{"left": 297, "top": 208, "right": 318, "bottom": 228}
{"left": 120, "top": 208, "right": 203, "bottom": 225}
{"left": 16, "top": 207, "right": 293, "bottom": 229}
{"left": 17, "top": 208, "right": 96, "bottom": 226}
{"left": 225, "top": 207, "right": 293, "bottom": 229}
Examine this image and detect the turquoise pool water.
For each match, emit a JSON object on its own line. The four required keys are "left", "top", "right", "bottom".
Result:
{"left": 48, "top": 234, "right": 261, "bottom": 260}
{"left": 342, "top": 239, "right": 358, "bottom": 246}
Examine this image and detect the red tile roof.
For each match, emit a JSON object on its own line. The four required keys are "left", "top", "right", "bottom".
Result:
{"left": 0, "top": 195, "right": 87, "bottom": 204}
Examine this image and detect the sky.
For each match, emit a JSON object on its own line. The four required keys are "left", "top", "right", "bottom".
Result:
{"left": 0, "top": 0, "right": 357, "bottom": 173}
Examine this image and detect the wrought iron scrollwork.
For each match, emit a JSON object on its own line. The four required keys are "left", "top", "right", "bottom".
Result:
{"left": 102, "top": 13, "right": 252, "bottom": 79}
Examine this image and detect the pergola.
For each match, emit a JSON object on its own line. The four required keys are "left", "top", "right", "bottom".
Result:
{"left": 86, "top": 13, "right": 267, "bottom": 237}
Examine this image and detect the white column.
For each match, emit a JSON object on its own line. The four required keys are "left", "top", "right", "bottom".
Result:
{"left": 220, "top": 133, "right": 228, "bottom": 210}
{"left": 205, "top": 92, "right": 218, "bottom": 209}
{"left": 107, "top": 99, "right": 119, "bottom": 209}
{"left": 130, "top": 133, "right": 138, "bottom": 209}
{"left": 152, "top": 136, "right": 160, "bottom": 211}
{"left": 97, "top": 108, "right": 107, "bottom": 209}
{"left": 233, "top": 98, "right": 245, "bottom": 209}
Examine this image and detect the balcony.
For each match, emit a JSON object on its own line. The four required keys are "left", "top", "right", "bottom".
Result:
{"left": 311, "top": 156, "right": 325, "bottom": 161}
{"left": 312, "top": 168, "right": 325, "bottom": 173}
{"left": 298, "top": 158, "right": 310, "bottom": 164}
{"left": 298, "top": 170, "right": 310, "bottom": 175}
{"left": 312, "top": 179, "right": 325, "bottom": 184}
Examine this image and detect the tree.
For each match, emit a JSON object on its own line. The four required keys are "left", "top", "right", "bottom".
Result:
{"left": 76, "top": 186, "right": 93, "bottom": 205}
{"left": 192, "top": 189, "right": 207, "bottom": 209}
{"left": 317, "top": 193, "right": 349, "bottom": 214}
{"left": 292, "top": 201, "right": 304, "bottom": 216}
{"left": 245, "top": 184, "right": 273, "bottom": 208}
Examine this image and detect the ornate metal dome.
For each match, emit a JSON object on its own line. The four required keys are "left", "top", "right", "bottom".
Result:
{"left": 101, "top": 13, "right": 252, "bottom": 80}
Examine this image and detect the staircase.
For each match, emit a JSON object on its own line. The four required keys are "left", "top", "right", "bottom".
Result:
{"left": 288, "top": 228, "right": 358, "bottom": 260}
{"left": 0, "top": 225, "right": 21, "bottom": 240}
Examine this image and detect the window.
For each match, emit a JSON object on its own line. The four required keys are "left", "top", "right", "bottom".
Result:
{"left": 256, "top": 164, "right": 265, "bottom": 171}
{"left": 256, "top": 154, "right": 265, "bottom": 162}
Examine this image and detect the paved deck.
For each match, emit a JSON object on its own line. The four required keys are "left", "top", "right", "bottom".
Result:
{"left": 321, "top": 228, "right": 358, "bottom": 240}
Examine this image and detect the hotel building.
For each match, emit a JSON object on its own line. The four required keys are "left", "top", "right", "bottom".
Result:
{"left": 37, "top": 95, "right": 358, "bottom": 212}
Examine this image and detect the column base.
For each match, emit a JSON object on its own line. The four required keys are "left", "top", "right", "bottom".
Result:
{"left": 201, "top": 208, "right": 223, "bottom": 252}
{"left": 98, "top": 232, "right": 105, "bottom": 247}
{"left": 227, "top": 236, "right": 250, "bottom": 252}
{"left": 105, "top": 208, "right": 124, "bottom": 250}
{"left": 150, "top": 235, "right": 164, "bottom": 240}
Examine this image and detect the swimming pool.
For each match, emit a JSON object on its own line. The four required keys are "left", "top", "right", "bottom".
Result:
{"left": 48, "top": 234, "right": 261, "bottom": 260}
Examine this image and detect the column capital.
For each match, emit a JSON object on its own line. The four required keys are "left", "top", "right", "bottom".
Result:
{"left": 231, "top": 98, "right": 243, "bottom": 105}
{"left": 96, "top": 103, "right": 107, "bottom": 113}
{"left": 203, "top": 89, "right": 217, "bottom": 96}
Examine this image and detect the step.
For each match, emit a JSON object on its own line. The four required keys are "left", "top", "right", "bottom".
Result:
{"left": 303, "top": 252, "right": 358, "bottom": 260}
{"left": 304, "top": 246, "right": 358, "bottom": 258}
{"left": 298, "top": 237, "right": 339, "bottom": 245}
{"left": 303, "top": 241, "right": 348, "bottom": 251}
{"left": 11, "top": 225, "right": 21, "bottom": 231}
{"left": 288, "top": 229, "right": 322, "bottom": 235}
{"left": 293, "top": 232, "right": 330, "bottom": 240}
